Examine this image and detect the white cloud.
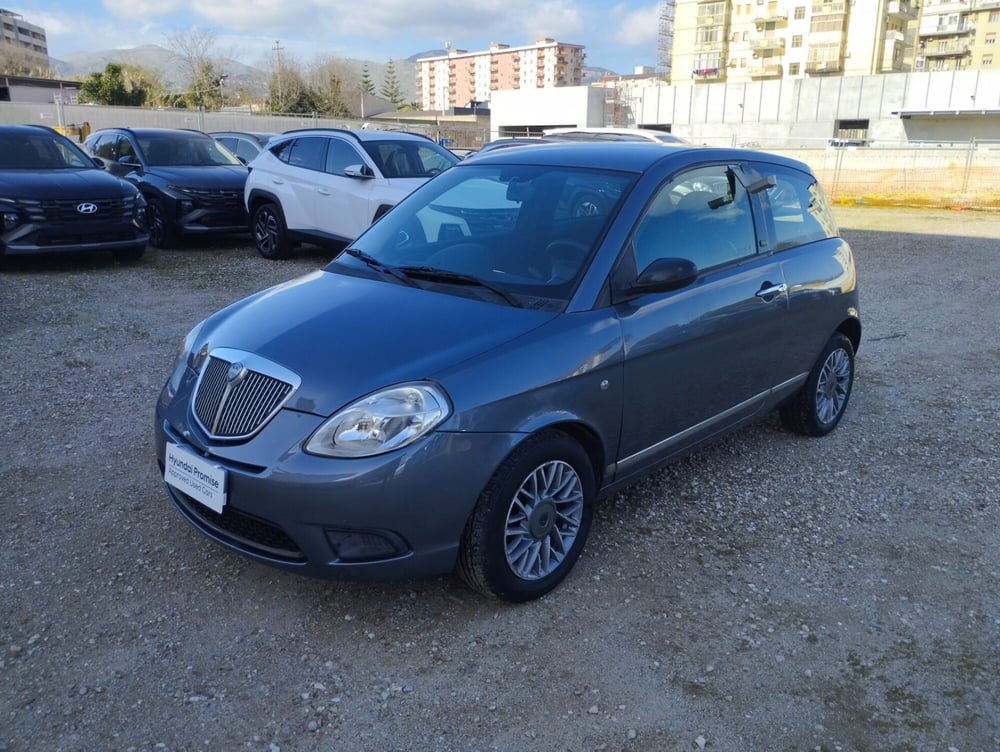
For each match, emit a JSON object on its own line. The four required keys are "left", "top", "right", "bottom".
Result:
{"left": 610, "top": 3, "right": 661, "bottom": 46}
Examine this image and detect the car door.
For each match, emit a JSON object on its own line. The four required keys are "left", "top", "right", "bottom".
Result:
{"left": 748, "top": 160, "right": 854, "bottom": 388}
{"left": 317, "top": 136, "right": 384, "bottom": 241}
{"left": 276, "top": 136, "right": 329, "bottom": 234}
{"left": 614, "top": 162, "right": 789, "bottom": 476}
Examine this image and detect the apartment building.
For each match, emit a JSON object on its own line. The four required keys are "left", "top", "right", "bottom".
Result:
{"left": 670, "top": 0, "right": 918, "bottom": 83}
{"left": 916, "top": 0, "right": 1000, "bottom": 71}
{"left": 0, "top": 8, "right": 48, "bottom": 67}
{"left": 416, "top": 39, "right": 585, "bottom": 111}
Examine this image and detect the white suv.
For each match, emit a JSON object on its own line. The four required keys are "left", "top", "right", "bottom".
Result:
{"left": 244, "top": 128, "right": 458, "bottom": 259}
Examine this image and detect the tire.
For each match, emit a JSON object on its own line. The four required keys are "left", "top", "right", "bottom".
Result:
{"left": 780, "top": 332, "right": 855, "bottom": 437}
{"left": 252, "top": 203, "right": 292, "bottom": 260}
{"left": 457, "top": 431, "right": 595, "bottom": 602}
{"left": 112, "top": 244, "right": 146, "bottom": 263}
{"left": 146, "top": 199, "right": 177, "bottom": 249}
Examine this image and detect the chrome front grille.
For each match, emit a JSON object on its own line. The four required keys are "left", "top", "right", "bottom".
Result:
{"left": 179, "top": 187, "right": 243, "bottom": 209}
{"left": 193, "top": 350, "right": 298, "bottom": 440}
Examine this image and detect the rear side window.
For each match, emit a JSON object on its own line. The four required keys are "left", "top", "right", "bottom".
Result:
{"left": 276, "top": 137, "right": 327, "bottom": 171}
{"left": 758, "top": 165, "right": 838, "bottom": 251}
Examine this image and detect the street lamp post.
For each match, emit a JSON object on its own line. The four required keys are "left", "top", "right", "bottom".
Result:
{"left": 217, "top": 73, "right": 229, "bottom": 110}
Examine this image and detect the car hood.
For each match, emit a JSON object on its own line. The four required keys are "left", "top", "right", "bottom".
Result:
{"left": 139, "top": 165, "right": 248, "bottom": 188}
{"left": 200, "top": 268, "right": 554, "bottom": 416}
{"left": 0, "top": 169, "right": 134, "bottom": 198}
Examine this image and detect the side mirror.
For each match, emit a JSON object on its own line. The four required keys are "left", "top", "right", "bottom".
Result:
{"left": 629, "top": 257, "right": 699, "bottom": 295}
{"left": 344, "top": 164, "right": 374, "bottom": 179}
{"left": 118, "top": 155, "right": 142, "bottom": 174}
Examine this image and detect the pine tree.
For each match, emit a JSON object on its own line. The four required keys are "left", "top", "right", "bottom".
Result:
{"left": 360, "top": 64, "right": 376, "bottom": 95}
{"left": 380, "top": 60, "right": 404, "bottom": 108}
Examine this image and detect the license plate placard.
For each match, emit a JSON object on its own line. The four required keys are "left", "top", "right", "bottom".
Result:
{"left": 164, "top": 443, "right": 227, "bottom": 514}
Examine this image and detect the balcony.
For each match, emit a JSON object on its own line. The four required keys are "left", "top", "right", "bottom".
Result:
{"left": 919, "top": 21, "right": 975, "bottom": 37}
{"left": 811, "top": 2, "right": 846, "bottom": 14}
{"left": 750, "top": 37, "right": 786, "bottom": 53}
{"left": 886, "top": 0, "right": 918, "bottom": 19}
{"left": 748, "top": 64, "right": 783, "bottom": 78}
{"left": 922, "top": 40, "right": 972, "bottom": 56}
{"left": 695, "top": 40, "right": 727, "bottom": 53}
{"left": 805, "top": 59, "right": 842, "bottom": 73}
{"left": 691, "top": 67, "right": 724, "bottom": 80}
{"left": 696, "top": 14, "right": 723, "bottom": 25}
{"left": 754, "top": 9, "right": 788, "bottom": 25}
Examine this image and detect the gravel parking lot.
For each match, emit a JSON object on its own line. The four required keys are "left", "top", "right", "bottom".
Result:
{"left": 2, "top": 206, "right": 998, "bottom": 752}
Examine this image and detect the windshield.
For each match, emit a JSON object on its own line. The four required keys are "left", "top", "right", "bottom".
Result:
{"left": 361, "top": 139, "right": 459, "bottom": 179}
{"left": 137, "top": 134, "right": 243, "bottom": 167}
{"left": 0, "top": 131, "right": 96, "bottom": 170}
{"left": 330, "top": 163, "right": 635, "bottom": 309}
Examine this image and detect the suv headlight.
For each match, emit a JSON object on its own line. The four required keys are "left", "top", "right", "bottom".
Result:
{"left": 305, "top": 383, "right": 450, "bottom": 458}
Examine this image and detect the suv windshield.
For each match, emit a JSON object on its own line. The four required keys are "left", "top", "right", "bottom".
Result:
{"left": 0, "top": 131, "right": 95, "bottom": 170}
{"left": 361, "top": 140, "right": 459, "bottom": 179}
{"left": 333, "top": 163, "right": 635, "bottom": 309}
{"left": 137, "top": 133, "right": 243, "bottom": 167}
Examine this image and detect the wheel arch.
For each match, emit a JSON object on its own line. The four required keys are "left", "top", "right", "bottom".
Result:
{"left": 246, "top": 188, "right": 284, "bottom": 216}
{"left": 837, "top": 315, "right": 862, "bottom": 356}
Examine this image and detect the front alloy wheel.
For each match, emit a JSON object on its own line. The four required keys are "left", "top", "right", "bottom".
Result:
{"left": 458, "top": 431, "right": 594, "bottom": 602}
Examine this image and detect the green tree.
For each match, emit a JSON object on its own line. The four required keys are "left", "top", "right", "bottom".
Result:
{"left": 360, "top": 64, "right": 375, "bottom": 95}
{"left": 266, "top": 63, "right": 319, "bottom": 114}
{"left": 79, "top": 63, "right": 147, "bottom": 106}
{"left": 380, "top": 60, "right": 404, "bottom": 108}
{"left": 310, "top": 57, "right": 359, "bottom": 117}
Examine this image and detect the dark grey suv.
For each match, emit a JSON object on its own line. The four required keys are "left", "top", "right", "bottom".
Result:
{"left": 156, "top": 142, "right": 860, "bottom": 601}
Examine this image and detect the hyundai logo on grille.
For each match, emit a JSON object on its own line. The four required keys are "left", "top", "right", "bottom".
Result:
{"left": 226, "top": 362, "right": 248, "bottom": 383}
{"left": 75, "top": 202, "right": 98, "bottom": 215}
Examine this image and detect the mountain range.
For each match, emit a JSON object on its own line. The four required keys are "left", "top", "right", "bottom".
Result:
{"left": 49, "top": 45, "right": 617, "bottom": 106}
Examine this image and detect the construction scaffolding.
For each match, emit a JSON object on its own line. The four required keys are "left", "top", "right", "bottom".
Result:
{"left": 658, "top": 0, "right": 675, "bottom": 74}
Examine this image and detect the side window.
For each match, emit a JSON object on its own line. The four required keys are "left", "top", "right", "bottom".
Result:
{"left": 632, "top": 164, "right": 757, "bottom": 273}
{"left": 117, "top": 136, "right": 136, "bottom": 161}
{"left": 325, "top": 138, "right": 365, "bottom": 175}
{"left": 285, "top": 137, "right": 326, "bottom": 171}
{"left": 90, "top": 134, "right": 118, "bottom": 160}
{"left": 234, "top": 140, "right": 258, "bottom": 162}
{"left": 759, "top": 165, "right": 838, "bottom": 250}
{"left": 215, "top": 136, "right": 237, "bottom": 152}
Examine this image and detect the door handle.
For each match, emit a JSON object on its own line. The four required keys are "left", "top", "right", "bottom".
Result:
{"left": 755, "top": 282, "right": 787, "bottom": 300}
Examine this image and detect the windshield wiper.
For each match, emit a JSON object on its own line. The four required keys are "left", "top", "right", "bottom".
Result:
{"left": 396, "top": 266, "right": 523, "bottom": 307}
{"left": 341, "top": 248, "right": 417, "bottom": 287}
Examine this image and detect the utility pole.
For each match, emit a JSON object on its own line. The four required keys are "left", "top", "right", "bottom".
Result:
{"left": 273, "top": 40, "right": 284, "bottom": 111}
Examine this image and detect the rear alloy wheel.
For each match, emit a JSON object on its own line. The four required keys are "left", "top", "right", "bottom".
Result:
{"left": 780, "top": 332, "right": 855, "bottom": 436}
{"left": 146, "top": 199, "right": 177, "bottom": 249}
{"left": 252, "top": 203, "right": 291, "bottom": 259}
{"left": 457, "top": 431, "right": 594, "bottom": 602}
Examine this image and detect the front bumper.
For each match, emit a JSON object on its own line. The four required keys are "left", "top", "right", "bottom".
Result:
{"left": 154, "top": 400, "right": 521, "bottom": 582}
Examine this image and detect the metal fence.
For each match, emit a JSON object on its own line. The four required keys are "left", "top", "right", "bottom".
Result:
{"left": 2, "top": 101, "right": 998, "bottom": 210}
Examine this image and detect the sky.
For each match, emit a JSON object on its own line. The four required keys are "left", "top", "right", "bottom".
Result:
{"left": 12, "top": 0, "right": 666, "bottom": 75}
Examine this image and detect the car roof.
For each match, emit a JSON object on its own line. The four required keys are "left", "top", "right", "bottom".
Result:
{"left": 90, "top": 127, "right": 213, "bottom": 140}
{"left": 458, "top": 141, "right": 812, "bottom": 175}
{"left": 544, "top": 127, "right": 686, "bottom": 143}
{"left": 275, "top": 127, "right": 436, "bottom": 143}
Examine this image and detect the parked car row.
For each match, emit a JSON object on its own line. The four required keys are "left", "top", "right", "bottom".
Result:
{"left": 0, "top": 123, "right": 687, "bottom": 264}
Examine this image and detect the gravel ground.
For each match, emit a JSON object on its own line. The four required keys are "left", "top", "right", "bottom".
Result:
{"left": 1, "top": 206, "right": 998, "bottom": 752}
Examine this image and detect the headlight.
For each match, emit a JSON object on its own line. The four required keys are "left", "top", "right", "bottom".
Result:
{"left": 164, "top": 322, "right": 209, "bottom": 398}
{"left": 305, "top": 383, "right": 450, "bottom": 458}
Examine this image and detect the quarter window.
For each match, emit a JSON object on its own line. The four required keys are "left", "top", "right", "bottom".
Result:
{"left": 757, "top": 164, "right": 837, "bottom": 250}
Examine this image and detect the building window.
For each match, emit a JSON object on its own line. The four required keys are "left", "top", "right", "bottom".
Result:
{"left": 789, "top": 62, "right": 800, "bottom": 74}
{"left": 984, "top": 55, "right": 994, "bottom": 66}
{"left": 792, "top": 35, "right": 803, "bottom": 48}
{"left": 989, "top": 11, "right": 1000, "bottom": 23}
{"left": 794, "top": 6, "right": 805, "bottom": 20}
{"left": 985, "top": 33, "right": 996, "bottom": 45}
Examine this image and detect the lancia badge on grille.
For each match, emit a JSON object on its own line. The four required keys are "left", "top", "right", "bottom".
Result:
{"left": 76, "top": 202, "right": 98, "bottom": 215}
{"left": 226, "top": 362, "right": 248, "bottom": 383}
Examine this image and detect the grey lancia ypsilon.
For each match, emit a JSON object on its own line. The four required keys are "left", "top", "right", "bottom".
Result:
{"left": 155, "top": 141, "right": 860, "bottom": 602}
